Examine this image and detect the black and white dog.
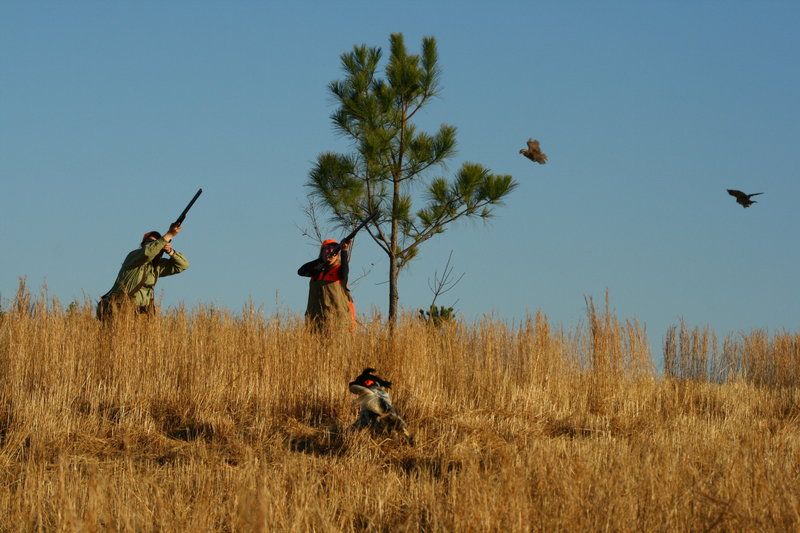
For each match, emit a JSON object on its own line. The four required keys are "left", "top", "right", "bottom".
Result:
{"left": 348, "top": 368, "right": 412, "bottom": 443}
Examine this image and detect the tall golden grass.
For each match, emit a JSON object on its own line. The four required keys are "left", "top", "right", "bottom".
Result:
{"left": 0, "top": 281, "right": 798, "bottom": 531}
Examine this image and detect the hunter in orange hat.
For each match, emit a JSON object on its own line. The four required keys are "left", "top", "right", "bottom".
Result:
{"left": 297, "top": 237, "right": 356, "bottom": 330}
{"left": 97, "top": 223, "right": 189, "bottom": 320}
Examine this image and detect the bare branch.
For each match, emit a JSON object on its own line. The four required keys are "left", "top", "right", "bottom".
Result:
{"left": 349, "top": 262, "right": 376, "bottom": 288}
{"left": 428, "top": 250, "right": 465, "bottom": 309}
{"left": 297, "top": 196, "right": 326, "bottom": 245}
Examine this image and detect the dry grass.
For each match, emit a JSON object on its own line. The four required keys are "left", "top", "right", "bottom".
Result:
{"left": 665, "top": 318, "right": 800, "bottom": 386}
{"left": 0, "top": 282, "right": 799, "bottom": 531}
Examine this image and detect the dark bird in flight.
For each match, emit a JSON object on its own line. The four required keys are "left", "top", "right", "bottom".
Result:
{"left": 520, "top": 138, "right": 548, "bottom": 164}
{"left": 727, "top": 189, "right": 763, "bottom": 208}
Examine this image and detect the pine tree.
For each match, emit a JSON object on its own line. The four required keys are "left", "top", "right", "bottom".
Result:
{"left": 307, "top": 33, "right": 518, "bottom": 322}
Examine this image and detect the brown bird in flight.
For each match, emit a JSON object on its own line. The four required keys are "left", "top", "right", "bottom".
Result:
{"left": 520, "top": 138, "right": 548, "bottom": 164}
{"left": 727, "top": 189, "right": 763, "bottom": 208}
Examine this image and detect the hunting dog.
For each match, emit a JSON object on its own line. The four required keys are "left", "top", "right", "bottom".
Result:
{"left": 349, "top": 368, "right": 412, "bottom": 443}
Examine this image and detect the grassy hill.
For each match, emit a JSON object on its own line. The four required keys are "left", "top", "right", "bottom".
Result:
{"left": 0, "top": 286, "right": 798, "bottom": 531}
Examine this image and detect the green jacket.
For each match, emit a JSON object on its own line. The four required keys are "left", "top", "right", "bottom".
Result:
{"left": 106, "top": 238, "right": 189, "bottom": 307}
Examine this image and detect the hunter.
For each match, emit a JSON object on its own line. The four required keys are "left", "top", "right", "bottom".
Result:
{"left": 97, "top": 223, "right": 189, "bottom": 319}
{"left": 297, "top": 238, "right": 356, "bottom": 330}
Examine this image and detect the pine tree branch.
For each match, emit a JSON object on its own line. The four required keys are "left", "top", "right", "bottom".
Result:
{"left": 401, "top": 196, "right": 503, "bottom": 260}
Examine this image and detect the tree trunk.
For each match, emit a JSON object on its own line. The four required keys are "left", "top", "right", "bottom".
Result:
{"left": 388, "top": 253, "right": 399, "bottom": 324}
{"left": 388, "top": 165, "right": 401, "bottom": 324}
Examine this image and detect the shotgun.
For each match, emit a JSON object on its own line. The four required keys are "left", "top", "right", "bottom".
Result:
{"left": 173, "top": 188, "right": 203, "bottom": 227}
{"left": 332, "top": 212, "right": 378, "bottom": 254}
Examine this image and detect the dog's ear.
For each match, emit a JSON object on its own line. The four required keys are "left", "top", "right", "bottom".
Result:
{"left": 351, "top": 368, "right": 377, "bottom": 387}
{"left": 364, "top": 368, "right": 392, "bottom": 388}
{"left": 353, "top": 368, "right": 376, "bottom": 382}
{"left": 351, "top": 368, "right": 394, "bottom": 389}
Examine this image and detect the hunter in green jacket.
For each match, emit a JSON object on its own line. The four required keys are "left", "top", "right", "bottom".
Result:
{"left": 97, "top": 224, "right": 189, "bottom": 319}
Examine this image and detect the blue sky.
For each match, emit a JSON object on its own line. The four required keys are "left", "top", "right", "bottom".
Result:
{"left": 2, "top": 2, "right": 798, "bottom": 347}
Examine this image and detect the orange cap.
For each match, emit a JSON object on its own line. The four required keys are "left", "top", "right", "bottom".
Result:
{"left": 141, "top": 231, "right": 161, "bottom": 244}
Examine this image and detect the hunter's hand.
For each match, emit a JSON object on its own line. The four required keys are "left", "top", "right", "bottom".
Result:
{"left": 165, "top": 223, "right": 181, "bottom": 241}
{"left": 341, "top": 239, "right": 351, "bottom": 251}
{"left": 163, "top": 242, "right": 175, "bottom": 256}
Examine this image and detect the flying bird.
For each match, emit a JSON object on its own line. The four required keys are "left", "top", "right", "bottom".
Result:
{"left": 520, "top": 138, "right": 548, "bottom": 164}
{"left": 727, "top": 189, "right": 763, "bottom": 208}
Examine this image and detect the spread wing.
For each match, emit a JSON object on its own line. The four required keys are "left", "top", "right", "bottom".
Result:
{"left": 349, "top": 384, "right": 391, "bottom": 415}
{"left": 727, "top": 189, "right": 746, "bottom": 200}
{"left": 523, "top": 138, "right": 547, "bottom": 164}
{"left": 349, "top": 383, "right": 410, "bottom": 438}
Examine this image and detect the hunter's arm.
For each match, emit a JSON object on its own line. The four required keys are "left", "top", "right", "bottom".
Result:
{"left": 298, "top": 259, "right": 325, "bottom": 277}
{"left": 121, "top": 238, "right": 168, "bottom": 268}
{"left": 157, "top": 251, "right": 190, "bottom": 277}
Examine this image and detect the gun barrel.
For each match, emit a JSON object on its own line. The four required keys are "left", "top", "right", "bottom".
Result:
{"left": 174, "top": 188, "right": 203, "bottom": 225}
{"left": 333, "top": 212, "right": 377, "bottom": 253}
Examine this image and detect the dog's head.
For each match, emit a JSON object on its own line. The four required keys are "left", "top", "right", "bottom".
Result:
{"left": 349, "top": 367, "right": 392, "bottom": 389}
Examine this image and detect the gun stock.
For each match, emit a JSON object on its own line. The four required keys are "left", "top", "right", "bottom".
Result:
{"left": 174, "top": 188, "right": 203, "bottom": 226}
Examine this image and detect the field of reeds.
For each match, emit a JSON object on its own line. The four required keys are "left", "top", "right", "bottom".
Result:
{"left": 1, "top": 283, "right": 799, "bottom": 531}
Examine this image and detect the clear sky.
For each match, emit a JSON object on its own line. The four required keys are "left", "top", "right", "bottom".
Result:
{"left": 2, "top": 1, "right": 798, "bottom": 349}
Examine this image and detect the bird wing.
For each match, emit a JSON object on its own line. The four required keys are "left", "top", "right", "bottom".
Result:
{"left": 349, "top": 384, "right": 386, "bottom": 415}
{"left": 527, "top": 138, "right": 541, "bottom": 152}
{"left": 727, "top": 189, "right": 746, "bottom": 199}
{"left": 749, "top": 192, "right": 764, "bottom": 197}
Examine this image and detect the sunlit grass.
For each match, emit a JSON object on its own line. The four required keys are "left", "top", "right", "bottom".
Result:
{"left": 0, "top": 281, "right": 798, "bottom": 531}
